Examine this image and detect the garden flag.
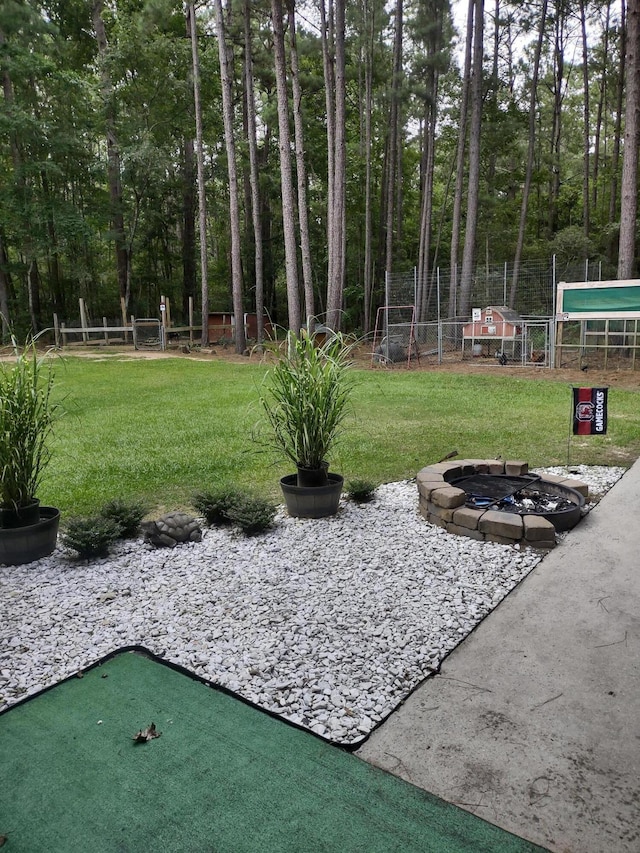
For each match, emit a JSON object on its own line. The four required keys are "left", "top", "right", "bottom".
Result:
{"left": 572, "top": 387, "right": 608, "bottom": 435}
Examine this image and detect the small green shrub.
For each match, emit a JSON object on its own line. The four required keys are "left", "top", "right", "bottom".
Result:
{"left": 345, "top": 479, "right": 377, "bottom": 503}
{"left": 100, "top": 497, "right": 148, "bottom": 538}
{"left": 225, "top": 495, "right": 277, "bottom": 536}
{"left": 192, "top": 486, "right": 244, "bottom": 526}
{"left": 61, "top": 516, "right": 123, "bottom": 559}
{"left": 193, "top": 487, "right": 276, "bottom": 535}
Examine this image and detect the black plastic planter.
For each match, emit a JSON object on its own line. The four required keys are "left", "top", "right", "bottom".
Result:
{"left": 0, "top": 507, "right": 60, "bottom": 566}
{"left": 0, "top": 499, "right": 41, "bottom": 529}
{"left": 280, "top": 473, "right": 344, "bottom": 518}
{"left": 296, "top": 462, "right": 329, "bottom": 488}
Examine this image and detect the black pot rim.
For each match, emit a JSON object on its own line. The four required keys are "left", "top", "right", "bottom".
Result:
{"left": 0, "top": 506, "right": 60, "bottom": 530}
{"left": 0, "top": 497, "right": 40, "bottom": 509}
{"left": 0, "top": 498, "right": 43, "bottom": 529}
{"left": 281, "top": 473, "right": 343, "bottom": 491}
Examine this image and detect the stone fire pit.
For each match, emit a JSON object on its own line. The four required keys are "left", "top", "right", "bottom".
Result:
{"left": 417, "top": 458, "right": 588, "bottom": 549}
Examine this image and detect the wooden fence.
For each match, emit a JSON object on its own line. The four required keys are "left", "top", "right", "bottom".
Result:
{"left": 53, "top": 297, "right": 201, "bottom": 349}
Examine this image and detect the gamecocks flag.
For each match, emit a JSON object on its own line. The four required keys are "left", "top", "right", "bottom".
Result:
{"left": 573, "top": 387, "right": 608, "bottom": 435}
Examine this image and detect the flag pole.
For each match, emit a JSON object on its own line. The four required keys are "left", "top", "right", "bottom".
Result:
{"left": 567, "top": 386, "right": 575, "bottom": 467}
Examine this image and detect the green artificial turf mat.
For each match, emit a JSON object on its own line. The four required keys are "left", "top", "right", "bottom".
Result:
{"left": 0, "top": 649, "right": 548, "bottom": 852}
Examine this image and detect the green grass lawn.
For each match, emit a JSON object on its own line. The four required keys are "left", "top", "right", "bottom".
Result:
{"left": 40, "top": 354, "right": 640, "bottom": 518}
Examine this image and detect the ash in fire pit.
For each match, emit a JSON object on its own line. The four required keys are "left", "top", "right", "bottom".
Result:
{"left": 450, "top": 473, "right": 585, "bottom": 531}
{"left": 498, "top": 488, "right": 575, "bottom": 514}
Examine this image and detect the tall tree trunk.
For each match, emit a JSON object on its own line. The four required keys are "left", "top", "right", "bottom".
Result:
{"left": 26, "top": 260, "right": 41, "bottom": 332}
{"left": 326, "top": 0, "right": 346, "bottom": 330}
{"left": 0, "top": 231, "right": 11, "bottom": 337}
{"left": 287, "top": 0, "right": 315, "bottom": 328}
{"left": 592, "top": 1, "right": 611, "bottom": 215}
{"left": 396, "top": 125, "right": 404, "bottom": 250}
{"left": 181, "top": 137, "right": 197, "bottom": 322}
{"left": 608, "top": 0, "right": 625, "bottom": 263}
{"left": 40, "top": 168, "right": 64, "bottom": 317}
{"left": 1, "top": 24, "right": 38, "bottom": 330}
{"left": 417, "top": 0, "right": 444, "bottom": 322}
{"left": 363, "top": 0, "right": 375, "bottom": 334}
{"left": 510, "top": 0, "right": 548, "bottom": 309}
{"left": 579, "top": 0, "right": 591, "bottom": 235}
{"left": 92, "top": 0, "right": 129, "bottom": 308}
{"left": 486, "top": 0, "right": 499, "bottom": 195}
{"left": 261, "top": 178, "right": 277, "bottom": 321}
{"left": 182, "top": 8, "right": 197, "bottom": 323}
{"left": 243, "top": 0, "right": 265, "bottom": 345}
{"left": 214, "top": 0, "right": 246, "bottom": 354}
{"left": 271, "top": 0, "right": 301, "bottom": 332}
{"left": 458, "top": 0, "right": 484, "bottom": 320}
{"left": 187, "top": 2, "right": 210, "bottom": 346}
{"left": 320, "top": 0, "right": 336, "bottom": 295}
{"left": 449, "top": 0, "right": 474, "bottom": 317}
{"left": 618, "top": 0, "right": 640, "bottom": 278}
{"left": 384, "top": 0, "right": 403, "bottom": 284}
{"left": 417, "top": 85, "right": 437, "bottom": 323}
{"left": 548, "top": 6, "right": 567, "bottom": 237}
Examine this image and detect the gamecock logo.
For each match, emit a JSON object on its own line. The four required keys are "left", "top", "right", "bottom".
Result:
{"left": 576, "top": 401, "right": 594, "bottom": 421}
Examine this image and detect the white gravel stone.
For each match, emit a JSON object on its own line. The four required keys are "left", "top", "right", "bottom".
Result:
{"left": 0, "top": 466, "right": 624, "bottom": 745}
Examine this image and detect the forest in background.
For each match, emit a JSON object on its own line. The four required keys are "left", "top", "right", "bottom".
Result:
{"left": 1, "top": 0, "right": 638, "bottom": 347}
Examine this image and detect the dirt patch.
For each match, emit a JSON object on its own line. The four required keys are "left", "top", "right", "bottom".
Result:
{"left": 33, "top": 341, "right": 640, "bottom": 392}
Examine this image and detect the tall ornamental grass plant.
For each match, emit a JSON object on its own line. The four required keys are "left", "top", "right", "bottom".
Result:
{"left": 0, "top": 337, "right": 58, "bottom": 511}
{"left": 259, "top": 331, "right": 356, "bottom": 472}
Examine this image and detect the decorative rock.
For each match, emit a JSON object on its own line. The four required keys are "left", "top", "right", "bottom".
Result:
{"left": 429, "top": 487, "right": 467, "bottom": 509}
{"left": 425, "top": 503, "right": 456, "bottom": 522}
{"left": 415, "top": 478, "right": 447, "bottom": 500}
{"left": 539, "top": 473, "right": 589, "bottom": 498}
{"left": 98, "top": 591, "right": 117, "bottom": 603}
{"left": 478, "top": 461, "right": 499, "bottom": 474}
{"left": 452, "top": 506, "right": 484, "bottom": 530}
{"left": 478, "top": 509, "right": 523, "bottom": 539}
{"left": 522, "top": 514, "right": 556, "bottom": 541}
{"left": 460, "top": 459, "right": 492, "bottom": 473}
{"left": 447, "top": 523, "right": 484, "bottom": 541}
{"left": 141, "top": 512, "right": 202, "bottom": 548}
{"left": 422, "top": 461, "right": 462, "bottom": 477}
{"left": 504, "top": 460, "right": 529, "bottom": 475}
{"left": 485, "top": 532, "right": 521, "bottom": 546}
{"left": 416, "top": 469, "right": 445, "bottom": 485}
{"left": 0, "top": 467, "right": 624, "bottom": 748}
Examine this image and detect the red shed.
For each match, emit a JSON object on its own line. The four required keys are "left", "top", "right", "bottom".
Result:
{"left": 208, "top": 312, "right": 273, "bottom": 344}
{"left": 463, "top": 306, "right": 523, "bottom": 357}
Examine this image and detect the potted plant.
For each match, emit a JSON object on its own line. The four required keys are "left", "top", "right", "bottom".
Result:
{"left": 0, "top": 334, "right": 61, "bottom": 565}
{"left": 259, "top": 330, "right": 355, "bottom": 518}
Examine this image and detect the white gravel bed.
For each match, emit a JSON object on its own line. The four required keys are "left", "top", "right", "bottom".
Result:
{"left": 0, "top": 466, "right": 625, "bottom": 745}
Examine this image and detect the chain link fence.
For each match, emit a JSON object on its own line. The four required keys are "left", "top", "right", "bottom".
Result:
{"left": 378, "top": 259, "right": 639, "bottom": 370}
{"left": 386, "top": 258, "right": 607, "bottom": 321}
